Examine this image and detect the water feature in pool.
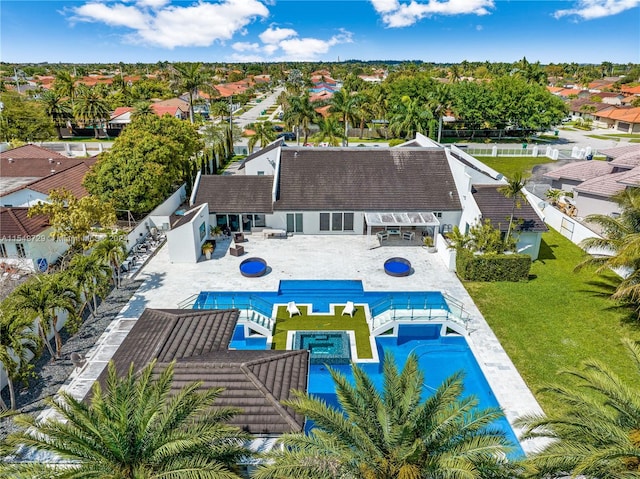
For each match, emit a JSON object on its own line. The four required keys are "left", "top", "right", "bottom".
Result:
{"left": 293, "top": 331, "right": 351, "bottom": 364}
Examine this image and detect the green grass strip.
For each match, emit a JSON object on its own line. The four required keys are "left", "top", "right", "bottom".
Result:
{"left": 272, "top": 305, "right": 373, "bottom": 359}
{"left": 464, "top": 229, "right": 640, "bottom": 411}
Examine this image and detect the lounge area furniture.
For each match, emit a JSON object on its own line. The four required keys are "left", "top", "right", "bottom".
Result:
{"left": 387, "top": 229, "right": 401, "bottom": 237}
{"left": 342, "top": 301, "right": 356, "bottom": 318}
{"left": 263, "top": 229, "right": 287, "bottom": 238}
{"left": 376, "top": 231, "right": 389, "bottom": 242}
{"left": 234, "top": 232, "right": 245, "bottom": 243}
{"left": 402, "top": 231, "right": 415, "bottom": 241}
{"left": 229, "top": 245, "right": 245, "bottom": 257}
{"left": 287, "top": 301, "right": 301, "bottom": 318}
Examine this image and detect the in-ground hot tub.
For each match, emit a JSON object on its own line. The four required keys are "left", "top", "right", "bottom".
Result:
{"left": 293, "top": 331, "right": 351, "bottom": 365}
{"left": 384, "top": 257, "right": 412, "bottom": 277}
{"left": 239, "top": 257, "right": 267, "bottom": 277}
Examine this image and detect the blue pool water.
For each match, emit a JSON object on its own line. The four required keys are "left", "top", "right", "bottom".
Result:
{"left": 198, "top": 280, "right": 522, "bottom": 456}
{"left": 294, "top": 331, "right": 351, "bottom": 364}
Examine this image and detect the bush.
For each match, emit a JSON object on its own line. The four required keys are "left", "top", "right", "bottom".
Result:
{"left": 456, "top": 249, "right": 531, "bottom": 282}
{"left": 388, "top": 138, "right": 406, "bottom": 147}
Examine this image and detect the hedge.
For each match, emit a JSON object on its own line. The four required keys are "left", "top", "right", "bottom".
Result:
{"left": 456, "top": 249, "right": 531, "bottom": 282}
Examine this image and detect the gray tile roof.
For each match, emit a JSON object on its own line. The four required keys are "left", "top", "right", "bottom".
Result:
{"left": 195, "top": 176, "right": 274, "bottom": 213}
{"left": 543, "top": 160, "right": 613, "bottom": 182}
{"left": 472, "top": 185, "right": 548, "bottom": 233}
{"left": 574, "top": 171, "right": 629, "bottom": 197}
{"left": 239, "top": 138, "right": 284, "bottom": 170}
{"left": 600, "top": 145, "right": 640, "bottom": 159}
{"left": 89, "top": 309, "right": 308, "bottom": 435}
{"left": 274, "top": 148, "right": 461, "bottom": 211}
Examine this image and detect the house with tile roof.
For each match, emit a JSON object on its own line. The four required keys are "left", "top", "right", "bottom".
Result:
{"left": 90, "top": 308, "right": 309, "bottom": 437}
{"left": 543, "top": 145, "right": 640, "bottom": 217}
{"left": 594, "top": 106, "right": 640, "bottom": 133}
{"left": 178, "top": 134, "right": 546, "bottom": 262}
{"left": 109, "top": 102, "right": 188, "bottom": 130}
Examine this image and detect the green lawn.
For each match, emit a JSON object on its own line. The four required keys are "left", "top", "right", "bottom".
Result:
{"left": 587, "top": 133, "right": 640, "bottom": 139}
{"left": 464, "top": 229, "right": 640, "bottom": 411}
{"left": 475, "top": 156, "right": 554, "bottom": 179}
{"left": 272, "top": 305, "right": 373, "bottom": 359}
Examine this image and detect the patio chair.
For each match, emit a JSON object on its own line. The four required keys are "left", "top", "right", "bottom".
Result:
{"left": 287, "top": 301, "right": 301, "bottom": 318}
{"left": 342, "top": 301, "right": 356, "bottom": 318}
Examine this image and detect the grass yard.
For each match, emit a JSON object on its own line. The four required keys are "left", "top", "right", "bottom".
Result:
{"left": 271, "top": 305, "right": 373, "bottom": 359}
{"left": 475, "top": 156, "right": 554, "bottom": 179}
{"left": 464, "top": 229, "right": 640, "bottom": 411}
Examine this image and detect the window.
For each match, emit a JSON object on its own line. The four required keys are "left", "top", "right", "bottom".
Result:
{"left": 16, "top": 243, "right": 26, "bottom": 258}
{"left": 257, "top": 171, "right": 265, "bottom": 176}
{"left": 320, "top": 212, "right": 354, "bottom": 232}
{"left": 434, "top": 212, "right": 443, "bottom": 218}
{"left": 286, "top": 213, "right": 303, "bottom": 233}
{"left": 0, "top": 244, "right": 6, "bottom": 258}
{"left": 319, "top": 213, "right": 330, "bottom": 231}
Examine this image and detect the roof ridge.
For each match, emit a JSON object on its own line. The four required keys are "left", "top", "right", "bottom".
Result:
{"left": 241, "top": 361, "right": 301, "bottom": 431}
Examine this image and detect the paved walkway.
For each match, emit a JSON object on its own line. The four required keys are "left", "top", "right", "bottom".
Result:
{"left": 59, "top": 233, "right": 546, "bottom": 454}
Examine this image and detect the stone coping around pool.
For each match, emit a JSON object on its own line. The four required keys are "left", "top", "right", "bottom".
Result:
{"left": 286, "top": 330, "right": 378, "bottom": 364}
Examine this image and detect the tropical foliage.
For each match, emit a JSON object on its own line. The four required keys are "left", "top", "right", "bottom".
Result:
{"left": 517, "top": 338, "right": 640, "bottom": 477}
{"left": 246, "top": 121, "right": 277, "bottom": 152}
{"left": 4, "top": 360, "right": 249, "bottom": 479}
{"left": 498, "top": 172, "right": 527, "bottom": 246}
{"left": 254, "top": 353, "right": 513, "bottom": 479}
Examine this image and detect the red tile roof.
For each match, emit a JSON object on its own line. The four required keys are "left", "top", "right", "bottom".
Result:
{"left": 596, "top": 107, "right": 640, "bottom": 123}
{"left": 1, "top": 145, "right": 94, "bottom": 178}
{"left": 621, "top": 85, "right": 640, "bottom": 95}
{"left": 0, "top": 207, "right": 50, "bottom": 239}
{"left": 1, "top": 144, "right": 68, "bottom": 161}
{"left": 15, "top": 163, "right": 91, "bottom": 198}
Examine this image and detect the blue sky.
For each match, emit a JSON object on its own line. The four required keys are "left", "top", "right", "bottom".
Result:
{"left": 2, "top": 0, "right": 639, "bottom": 64}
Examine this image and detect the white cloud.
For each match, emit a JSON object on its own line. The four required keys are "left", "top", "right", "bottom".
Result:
{"left": 476, "top": 24, "right": 483, "bottom": 30}
{"left": 259, "top": 26, "right": 297, "bottom": 44}
{"left": 232, "top": 41, "right": 260, "bottom": 52}
{"left": 370, "top": 0, "right": 494, "bottom": 27}
{"left": 554, "top": 0, "right": 640, "bottom": 19}
{"left": 70, "top": 0, "right": 269, "bottom": 49}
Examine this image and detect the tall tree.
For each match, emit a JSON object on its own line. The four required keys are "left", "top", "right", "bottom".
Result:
{"left": 283, "top": 95, "right": 318, "bottom": 145}
{"left": 68, "top": 253, "right": 111, "bottom": 318}
{"left": 73, "top": 85, "right": 110, "bottom": 138}
{"left": 329, "top": 89, "right": 357, "bottom": 146}
{"left": 39, "top": 90, "right": 72, "bottom": 139}
{"left": 517, "top": 338, "right": 640, "bottom": 477}
{"left": 254, "top": 353, "right": 513, "bottom": 479}
{"left": 171, "top": 62, "right": 212, "bottom": 123}
{"left": 0, "top": 305, "right": 40, "bottom": 410}
{"left": 498, "top": 172, "right": 527, "bottom": 247}
{"left": 53, "top": 69, "right": 76, "bottom": 106}
{"left": 389, "top": 96, "right": 433, "bottom": 139}
{"left": 131, "top": 101, "right": 154, "bottom": 121}
{"left": 92, "top": 236, "right": 127, "bottom": 289}
{"left": 5, "top": 360, "right": 249, "bottom": 478}
{"left": 246, "top": 121, "right": 277, "bottom": 153}
{"left": 313, "top": 116, "right": 344, "bottom": 146}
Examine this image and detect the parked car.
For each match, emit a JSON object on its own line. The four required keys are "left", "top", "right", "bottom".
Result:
{"left": 278, "top": 132, "right": 296, "bottom": 141}
{"left": 272, "top": 125, "right": 284, "bottom": 132}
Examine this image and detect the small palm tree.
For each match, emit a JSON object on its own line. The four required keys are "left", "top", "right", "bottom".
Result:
{"left": 131, "top": 101, "right": 154, "bottom": 121}
{"left": 517, "top": 338, "right": 640, "bottom": 477}
{"left": 283, "top": 95, "right": 318, "bottom": 145}
{"left": 92, "top": 236, "right": 127, "bottom": 288}
{"left": 5, "top": 360, "right": 249, "bottom": 478}
{"left": 254, "top": 353, "right": 512, "bottom": 479}
{"left": 73, "top": 86, "right": 110, "bottom": 138}
{"left": 329, "top": 89, "right": 357, "bottom": 146}
{"left": 0, "top": 306, "right": 40, "bottom": 410}
{"left": 313, "top": 116, "right": 344, "bottom": 146}
{"left": 246, "top": 121, "right": 277, "bottom": 153}
{"left": 68, "top": 253, "right": 111, "bottom": 318}
{"left": 39, "top": 90, "right": 72, "bottom": 139}
{"left": 498, "top": 172, "right": 527, "bottom": 247}
{"left": 389, "top": 96, "right": 433, "bottom": 139}
{"left": 171, "top": 62, "right": 212, "bottom": 123}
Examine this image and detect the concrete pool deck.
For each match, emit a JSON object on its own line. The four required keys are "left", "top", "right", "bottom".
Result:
{"left": 59, "top": 233, "right": 546, "bottom": 454}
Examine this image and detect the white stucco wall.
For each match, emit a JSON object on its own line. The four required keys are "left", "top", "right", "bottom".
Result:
{"left": 243, "top": 145, "right": 281, "bottom": 176}
{"left": 575, "top": 191, "right": 621, "bottom": 217}
{"left": 0, "top": 189, "right": 49, "bottom": 207}
{"left": 0, "top": 229, "right": 69, "bottom": 272}
{"left": 166, "top": 204, "right": 210, "bottom": 263}
{"left": 266, "top": 211, "right": 366, "bottom": 234}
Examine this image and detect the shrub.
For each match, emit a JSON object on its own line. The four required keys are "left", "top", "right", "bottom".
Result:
{"left": 388, "top": 138, "right": 405, "bottom": 147}
{"left": 456, "top": 249, "right": 531, "bottom": 282}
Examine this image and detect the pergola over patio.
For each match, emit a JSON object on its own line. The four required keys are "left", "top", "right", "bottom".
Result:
{"left": 364, "top": 212, "right": 440, "bottom": 237}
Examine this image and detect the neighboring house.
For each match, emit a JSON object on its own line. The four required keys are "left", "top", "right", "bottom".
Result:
{"left": 595, "top": 107, "right": 640, "bottom": 133}
{"left": 89, "top": 307, "right": 309, "bottom": 475}
{"left": 0, "top": 144, "right": 94, "bottom": 195}
{"left": 621, "top": 85, "right": 640, "bottom": 96}
{"left": 0, "top": 162, "right": 91, "bottom": 207}
{"left": 165, "top": 203, "right": 211, "bottom": 263}
{"left": 0, "top": 207, "right": 68, "bottom": 272}
{"left": 567, "top": 98, "right": 612, "bottom": 122}
{"left": 543, "top": 145, "right": 640, "bottom": 217}
{"left": 109, "top": 102, "right": 188, "bottom": 130}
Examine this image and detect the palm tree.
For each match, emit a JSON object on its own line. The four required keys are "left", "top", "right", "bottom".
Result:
{"left": 498, "top": 172, "right": 527, "bottom": 247}
{"left": 13, "top": 274, "right": 79, "bottom": 360}
{"left": 5, "top": 360, "right": 249, "bottom": 478}
{"left": 254, "top": 353, "right": 512, "bottom": 479}
{"left": 131, "top": 101, "right": 154, "bottom": 121}
{"left": 0, "top": 306, "right": 40, "bottom": 410}
{"left": 517, "top": 338, "right": 640, "bottom": 477}
{"left": 92, "top": 236, "right": 127, "bottom": 289}
{"left": 73, "top": 86, "right": 110, "bottom": 138}
{"left": 39, "top": 90, "right": 72, "bottom": 139}
{"left": 53, "top": 69, "right": 76, "bottom": 106}
{"left": 329, "top": 89, "right": 357, "bottom": 146}
{"left": 210, "top": 100, "right": 230, "bottom": 123}
{"left": 577, "top": 187, "right": 640, "bottom": 309}
{"left": 313, "top": 116, "right": 344, "bottom": 146}
{"left": 68, "top": 253, "right": 111, "bottom": 318}
{"left": 283, "top": 95, "right": 318, "bottom": 145}
{"left": 389, "top": 96, "right": 433, "bottom": 139}
{"left": 246, "top": 121, "right": 277, "bottom": 153}
{"left": 171, "top": 62, "right": 212, "bottom": 123}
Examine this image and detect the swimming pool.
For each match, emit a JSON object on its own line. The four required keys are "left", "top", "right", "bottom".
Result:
{"left": 293, "top": 331, "right": 351, "bottom": 364}
{"left": 197, "top": 280, "right": 521, "bottom": 456}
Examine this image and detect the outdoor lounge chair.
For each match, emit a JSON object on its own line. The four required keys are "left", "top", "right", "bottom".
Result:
{"left": 287, "top": 301, "right": 301, "bottom": 318}
{"left": 342, "top": 301, "right": 356, "bottom": 318}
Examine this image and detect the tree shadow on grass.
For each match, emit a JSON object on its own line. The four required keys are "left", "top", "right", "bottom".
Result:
{"left": 580, "top": 276, "right": 640, "bottom": 327}
{"left": 535, "top": 240, "right": 557, "bottom": 264}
